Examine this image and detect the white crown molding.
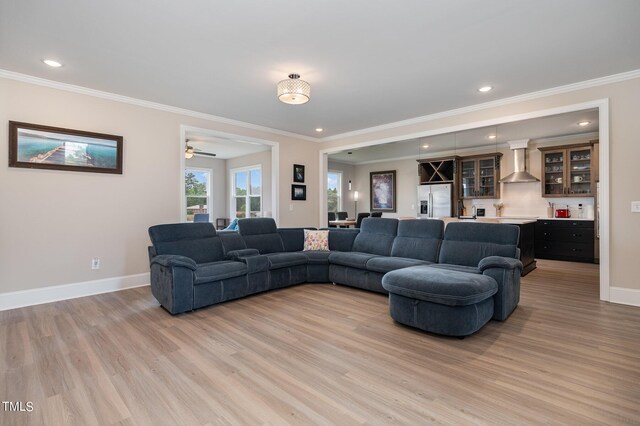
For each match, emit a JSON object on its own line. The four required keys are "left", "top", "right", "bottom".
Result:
{"left": 319, "top": 69, "right": 640, "bottom": 142}
{"left": 0, "top": 69, "right": 318, "bottom": 143}
{"left": 533, "top": 131, "right": 599, "bottom": 145}
{"left": 0, "top": 273, "right": 150, "bottom": 311}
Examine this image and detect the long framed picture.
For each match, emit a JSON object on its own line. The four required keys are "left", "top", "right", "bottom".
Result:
{"left": 293, "top": 164, "right": 305, "bottom": 183}
{"left": 9, "top": 121, "right": 123, "bottom": 174}
{"left": 291, "top": 184, "right": 306, "bottom": 201}
{"left": 370, "top": 170, "right": 396, "bottom": 212}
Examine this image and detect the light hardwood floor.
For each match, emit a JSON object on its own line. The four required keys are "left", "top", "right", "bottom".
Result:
{"left": 1, "top": 260, "right": 639, "bottom": 425}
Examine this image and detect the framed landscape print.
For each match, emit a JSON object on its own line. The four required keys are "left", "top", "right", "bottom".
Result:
{"left": 291, "top": 184, "right": 306, "bottom": 201}
{"left": 370, "top": 170, "right": 396, "bottom": 212}
{"left": 9, "top": 121, "right": 123, "bottom": 174}
{"left": 293, "top": 164, "right": 305, "bottom": 183}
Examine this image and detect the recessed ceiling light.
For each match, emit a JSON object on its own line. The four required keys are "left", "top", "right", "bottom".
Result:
{"left": 478, "top": 86, "right": 493, "bottom": 93}
{"left": 315, "top": 128, "right": 324, "bottom": 132}
{"left": 488, "top": 135, "right": 497, "bottom": 139}
{"left": 422, "top": 144, "right": 429, "bottom": 149}
{"left": 42, "top": 59, "right": 62, "bottom": 68}
{"left": 578, "top": 121, "right": 591, "bottom": 126}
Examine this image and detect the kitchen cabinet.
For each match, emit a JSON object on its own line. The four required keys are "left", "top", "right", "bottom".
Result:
{"left": 417, "top": 156, "right": 459, "bottom": 184}
{"left": 535, "top": 219, "right": 595, "bottom": 263}
{"left": 460, "top": 153, "right": 502, "bottom": 199}
{"left": 539, "top": 142, "right": 597, "bottom": 197}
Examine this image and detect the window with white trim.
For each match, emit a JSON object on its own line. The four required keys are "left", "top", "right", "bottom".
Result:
{"left": 232, "top": 166, "right": 262, "bottom": 218}
{"left": 185, "top": 168, "right": 211, "bottom": 222}
{"left": 327, "top": 171, "right": 342, "bottom": 213}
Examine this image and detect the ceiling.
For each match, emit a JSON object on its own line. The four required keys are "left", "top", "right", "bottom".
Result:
{"left": 329, "top": 109, "right": 598, "bottom": 164}
{"left": 186, "top": 130, "right": 269, "bottom": 160}
{"left": 1, "top": 1, "right": 639, "bottom": 138}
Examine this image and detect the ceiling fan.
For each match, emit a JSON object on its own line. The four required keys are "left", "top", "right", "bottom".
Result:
{"left": 185, "top": 140, "right": 217, "bottom": 159}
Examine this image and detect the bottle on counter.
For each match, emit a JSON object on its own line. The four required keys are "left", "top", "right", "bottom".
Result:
{"left": 578, "top": 203, "right": 583, "bottom": 219}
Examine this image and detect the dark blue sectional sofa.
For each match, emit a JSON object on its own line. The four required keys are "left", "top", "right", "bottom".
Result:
{"left": 148, "top": 217, "right": 522, "bottom": 336}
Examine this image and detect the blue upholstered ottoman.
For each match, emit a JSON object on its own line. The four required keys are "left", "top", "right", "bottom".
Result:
{"left": 381, "top": 266, "right": 498, "bottom": 337}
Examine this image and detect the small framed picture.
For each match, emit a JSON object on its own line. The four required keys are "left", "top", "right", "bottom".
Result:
{"left": 9, "top": 121, "right": 123, "bottom": 174}
{"left": 291, "top": 184, "right": 306, "bottom": 201}
{"left": 293, "top": 164, "right": 305, "bottom": 183}
{"left": 370, "top": 170, "right": 397, "bottom": 212}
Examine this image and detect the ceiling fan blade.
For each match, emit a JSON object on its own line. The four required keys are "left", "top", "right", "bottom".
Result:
{"left": 194, "top": 152, "right": 217, "bottom": 157}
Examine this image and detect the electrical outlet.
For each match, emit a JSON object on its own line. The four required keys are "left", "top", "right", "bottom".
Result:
{"left": 632, "top": 201, "right": 640, "bottom": 213}
{"left": 91, "top": 257, "right": 100, "bottom": 270}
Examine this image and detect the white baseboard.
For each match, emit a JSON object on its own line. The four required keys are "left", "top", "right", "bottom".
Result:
{"left": 0, "top": 273, "right": 150, "bottom": 311}
{"left": 609, "top": 286, "right": 640, "bottom": 307}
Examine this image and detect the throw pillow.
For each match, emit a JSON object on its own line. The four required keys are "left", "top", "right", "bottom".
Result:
{"left": 303, "top": 230, "right": 329, "bottom": 251}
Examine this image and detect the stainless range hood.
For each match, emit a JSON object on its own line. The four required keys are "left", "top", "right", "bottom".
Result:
{"left": 499, "top": 139, "right": 540, "bottom": 183}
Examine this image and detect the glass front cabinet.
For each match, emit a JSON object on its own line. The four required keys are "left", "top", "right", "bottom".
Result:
{"left": 539, "top": 142, "right": 597, "bottom": 197}
{"left": 460, "top": 153, "right": 502, "bottom": 199}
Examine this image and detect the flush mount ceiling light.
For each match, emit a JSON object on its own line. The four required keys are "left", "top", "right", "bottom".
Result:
{"left": 578, "top": 121, "right": 591, "bottom": 126}
{"left": 488, "top": 134, "right": 497, "bottom": 139}
{"left": 42, "top": 59, "right": 62, "bottom": 67}
{"left": 277, "top": 74, "right": 310, "bottom": 105}
{"left": 478, "top": 85, "right": 493, "bottom": 92}
{"left": 315, "top": 128, "right": 323, "bottom": 132}
{"left": 422, "top": 144, "right": 430, "bottom": 149}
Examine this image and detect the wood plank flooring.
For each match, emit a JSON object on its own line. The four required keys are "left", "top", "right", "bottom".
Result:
{"left": 1, "top": 260, "right": 639, "bottom": 425}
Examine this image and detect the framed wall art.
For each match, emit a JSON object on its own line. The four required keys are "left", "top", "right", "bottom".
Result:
{"left": 370, "top": 170, "right": 396, "bottom": 212}
{"left": 291, "top": 184, "right": 306, "bottom": 201}
{"left": 293, "top": 164, "right": 305, "bottom": 183}
{"left": 9, "top": 121, "right": 123, "bottom": 174}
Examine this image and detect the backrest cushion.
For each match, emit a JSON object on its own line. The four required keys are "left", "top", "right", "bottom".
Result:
{"left": 439, "top": 222, "right": 520, "bottom": 267}
{"left": 238, "top": 218, "right": 285, "bottom": 254}
{"left": 218, "top": 231, "right": 247, "bottom": 253}
{"left": 391, "top": 219, "right": 443, "bottom": 262}
{"left": 148, "top": 223, "right": 224, "bottom": 264}
{"left": 352, "top": 218, "right": 398, "bottom": 256}
{"left": 278, "top": 227, "right": 317, "bottom": 252}
{"left": 326, "top": 228, "right": 360, "bottom": 251}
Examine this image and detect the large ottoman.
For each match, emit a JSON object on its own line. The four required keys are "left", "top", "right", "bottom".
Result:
{"left": 381, "top": 266, "right": 498, "bottom": 337}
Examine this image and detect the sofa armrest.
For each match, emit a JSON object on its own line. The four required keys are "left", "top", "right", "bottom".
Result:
{"left": 478, "top": 256, "right": 522, "bottom": 272}
{"left": 225, "top": 248, "right": 260, "bottom": 260}
{"left": 151, "top": 254, "right": 197, "bottom": 270}
{"left": 478, "top": 256, "right": 522, "bottom": 321}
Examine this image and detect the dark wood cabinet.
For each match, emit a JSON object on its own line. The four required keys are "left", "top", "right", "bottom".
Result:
{"left": 539, "top": 142, "right": 597, "bottom": 197}
{"left": 459, "top": 154, "right": 502, "bottom": 199}
{"left": 417, "top": 156, "right": 459, "bottom": 184}
{"left": 535, "top": 219, "right": 594, "bottom": 263}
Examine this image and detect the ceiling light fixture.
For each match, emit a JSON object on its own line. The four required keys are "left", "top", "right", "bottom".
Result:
{"left": 478, "top": 86, "right": 493, "bottom": 93}
{"left": 42, "top": 59, "right": 62, "bottom": 68}
{"left": 578, "top": 121, "right": 591, "bottom": 126}
{"left": 277, "top": 74, "right": 310, "bottom": 105}
{"left": 488, "top": 135, "right": 497, "bottom": 139}
{"left": 315, "top": 128, "right": 323, "bottom": 132}
{"left": 185, "top": 142, "right": 194, "bottom": 159}
{"left": 422, "top": 144, "right": 429, "bottom": 149}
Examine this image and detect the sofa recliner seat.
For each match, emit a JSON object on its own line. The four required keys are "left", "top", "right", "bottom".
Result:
{"left": 382, "top": 267, "right": 498, "bottom": 337}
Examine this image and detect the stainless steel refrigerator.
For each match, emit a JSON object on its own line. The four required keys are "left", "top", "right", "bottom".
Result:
{"left": 417, "top": 184, "right": 452, "bottom": 218}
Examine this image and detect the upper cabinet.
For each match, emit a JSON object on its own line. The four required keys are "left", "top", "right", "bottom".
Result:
{"left": 417, "top": 156, "right": 459, "bottom": 184}
{"left": 539, "top": 142, "right": 598, "bottom": 197}
{"left": 460, "top": 153, "right": 502, "bottom": 199}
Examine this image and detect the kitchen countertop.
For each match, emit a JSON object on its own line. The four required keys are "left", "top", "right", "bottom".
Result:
{"left": 538, "top": 217, "right": 594, "bottom": 221}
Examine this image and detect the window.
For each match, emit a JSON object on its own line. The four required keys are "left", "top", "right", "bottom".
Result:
{"left": 185, "top": 168, "right": 210, "bottom": 222}
{"left": 327, "top": 171, "right": 342, "bottom": 212}
{"left": 232, "top": 166, "right": 261, "bottom": 219}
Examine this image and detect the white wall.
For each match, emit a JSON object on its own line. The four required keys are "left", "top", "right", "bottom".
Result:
{"left": 0, "top": 77, "right": 319, "bottom": 294}
{"left": 185, "top": 155, "right": 227, "bottom": 222}
{"left": 226, "top": 150, "right": 272, "bottom": 218}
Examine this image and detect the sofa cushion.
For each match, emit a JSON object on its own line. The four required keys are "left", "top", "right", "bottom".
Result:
{"left": 327, "top": 228, "right": 360, "bottom": 251}
{"left": 149, "top": 223, "right": 224, "bottom": 264}
{"left": 351, "top": 218, "right": 398, "bottom": 256}
{"left": 238, "top": 218, "right": 285, "bottom": 254}
{"left": 438, "top": 222, "right": 519, "bottom": 267}
{"left": 302, "top": 250, "right": 331, "bottom": 264}
{"left": 194, "top": 261, "right": 248, "bottom": 284}
{"left": 329, "top": 251, "right": 380, "bottom": 269}
{"left": 391, "top": 219, "right": 443, "bottom": 262}
{"left": 264, "top": 252, "right": 308, "bottom": 270}
{"left": 278, "top": 227, "right": 316, "bottom": 252}
{"left": 219, "top": 231, "right": 247, "bottom": 253}
{"left": 381, "top": 266, "right": 498, "bottom": 307}
{"left": 427, "top": 264, "right": 481, "bottom": 274}
{"left": 303, "top": 230, "right": 329, "bottom": 251}
{"left": 365, "top": 256, "right": 431, "bottom": 274}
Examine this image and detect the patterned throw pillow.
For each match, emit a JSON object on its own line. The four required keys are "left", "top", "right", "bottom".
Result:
{"left": 303, "top": 230, "right": 329, "bottom": 251}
